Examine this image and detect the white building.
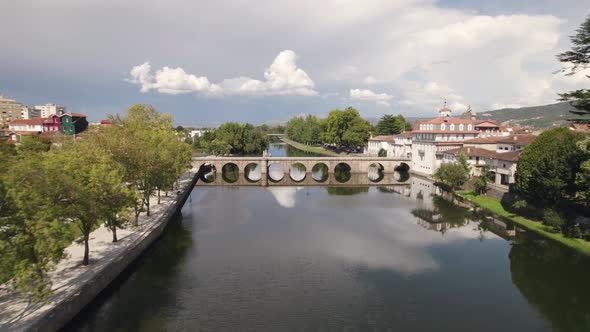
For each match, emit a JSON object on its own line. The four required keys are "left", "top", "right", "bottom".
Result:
{"left": 20, "top": 106, "right": 41, "bottom": 120}
{"left": 410, "top": 105, "right": 515, "bottom": 177}
{"left": 34, "top": 103, "right": 65, "bottom": 118}
{"left": 366, "top": 132, "right": 412, "bottom": 158}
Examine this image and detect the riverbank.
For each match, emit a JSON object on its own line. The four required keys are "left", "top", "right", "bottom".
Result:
{"left": 280, "top": 137, "right": 340, "bottom": 156}
{"left": 0, "top": 168, "right": 199, "bottom": 332}
{"left": 457, "top": 190, "right": 590, "bottom": 256}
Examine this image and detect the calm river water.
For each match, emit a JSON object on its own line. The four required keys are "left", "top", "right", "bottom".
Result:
{"left": 64, "top": 143, "right": 590, "bottom": 332}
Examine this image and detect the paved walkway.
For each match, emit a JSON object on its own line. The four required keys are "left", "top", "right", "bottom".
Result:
{"left": 0, "top": 168, "right": 198, "bottom": 332}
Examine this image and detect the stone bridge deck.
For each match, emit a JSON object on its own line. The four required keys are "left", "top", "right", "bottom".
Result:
{"left": 192, "top": 156, "right": 411, "bottom": 175}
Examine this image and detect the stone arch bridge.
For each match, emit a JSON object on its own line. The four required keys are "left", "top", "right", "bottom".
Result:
{"left": 192, "top": 156, "right": 411, "bottom": 186}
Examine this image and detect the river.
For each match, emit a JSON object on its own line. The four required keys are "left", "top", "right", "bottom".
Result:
{"left": 63, "top": 143, "right": 590, "bottom": 332}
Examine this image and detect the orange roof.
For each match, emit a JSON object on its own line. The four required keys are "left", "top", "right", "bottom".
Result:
{"left": 419, "top": 117, "right": 478, "bottom": 125}
{"left": 443, "top": 147, "right": 521, "bottom": 162}
{"left": 9, "top": 117, "right": 46, "bottom": 125}
{"left": 60, "top": 113, "right": 86, "bottom": 118}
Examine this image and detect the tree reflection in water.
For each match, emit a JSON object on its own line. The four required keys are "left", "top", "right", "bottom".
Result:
{"left": 334, "top": 163, "right": 351, "bottom": 183}
{"left": 510, "top": 233, "right": 590, "bottom": 332}
{"left": 222, "top": 163, "right": 239, "bottom": 183}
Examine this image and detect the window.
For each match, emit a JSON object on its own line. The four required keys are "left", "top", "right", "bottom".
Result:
{"left": 467, "top": 124, "right": 472, "bottom": 130}
{"left": 441, "top": 124, "right": 446, "bottom": 130}
{"left": 450, "top": 124, "right": 455, "bottom": 131}
{"left": 459, "top": 124, "right": 464, "bottom": 130}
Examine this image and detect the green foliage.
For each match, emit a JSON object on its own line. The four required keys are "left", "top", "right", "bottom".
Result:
{"left": 374, "top": 114, "right": 412, "bottom": 135}
{"left": 17, "top": 135, "right": 51, "bottom": 156}
{"left": 557, "top": 15, "right": 590, "bottom": 121}
{"left": 543, "top": 208, "right": 565, "bottom": 231}
{"left": 457, "top": 152, "right": 471, "bottom": 175}
{"left": 472, "top": 164, "right": 492, "bottom": 195}
{"left": 434, "top": 162, "right": 469, "bottom": 193}
{"left": 378, "top": 148, "right": 387, "bottom": 157}
{"left": 322, "top": 107, "right": 371, "bottom": 147}
{"left": 285, "top": 115, "right": 322, "bottom": 145}
{"left": 575, "top": 136, "right": 590, "bottom": 205}
{"left": 515, "top": 128, "right": 588, "bottom": 204}
{"left": 0, "top": 103, "right": 192, "bottom": 301}
{"left": 201, "top": 122, "right": 269, "bottom": 155}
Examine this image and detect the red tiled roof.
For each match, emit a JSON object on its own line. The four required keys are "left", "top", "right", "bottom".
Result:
{"left": 60, "top": 113, "right": 86, "bottom": 118}
{"left": 497, "top": 134, "right": 535, "bottom": 146}
{"left": 9, "top": 117, "right": 46, "bottom": 125}
{"left": 396, "top": 132, "right": 413, "bottom": 138}
{"left": 443, "top": 147, "right": 521, "bottom": 162}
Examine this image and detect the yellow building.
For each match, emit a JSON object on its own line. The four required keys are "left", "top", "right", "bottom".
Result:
{"left": 0, "top": 93, "right": 23, "bottom": 127}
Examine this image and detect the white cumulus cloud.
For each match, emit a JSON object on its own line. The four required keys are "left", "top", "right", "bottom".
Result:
{"left": 350, "top": 88, "right": 393, "bottom": 106}
{"left": 127, "top": 50, "right": 317, "bottom": 97}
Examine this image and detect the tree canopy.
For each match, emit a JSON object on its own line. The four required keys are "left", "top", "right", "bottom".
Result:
{"left": 322, "top": 107, "right": 371, "bottom": 147}
{"left": 374, "top": 114, "right": 412, "bottom": 135}
{"left": 515, "top": 128, "right": 588, "bottom": 205}
{"left": 557, "top": 15, "right": 590, "bottom": 122}
{"left": 0, "top": 103, "right": 192, "bottom": 301}
{"left": 434, "top": 162, "right": 469, "bottom": 193}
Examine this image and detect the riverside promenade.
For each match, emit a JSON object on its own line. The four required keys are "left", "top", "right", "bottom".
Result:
{"left": 0, "top": 168, "right": 199, "bottom": 332}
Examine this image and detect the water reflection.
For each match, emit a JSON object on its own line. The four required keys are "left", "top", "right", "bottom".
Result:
{"left": 267, "top": 187, "right": 304, "bottom": 208}
{"left": 268, "top": 163, "right": 285, "bottom": 182}
{"left": 221, "top": 163, "right": 239, "bottom": 183}
{"left": 334, "top": 163, "right": 351, "bottom": 183}
{"left": 68, "top": 181, "right": 579, "bottom": 331}
{"left": 312, "top": 163, "right": 329, "bottom": 182}
{"left": 289, "top": 163, "right": 306, "bottom": 182}
{"left": 510, "top": 236, "right": 590, "bottom": 332}
{"left": 368, "top": 163, "right": 385, "bottom": 182}
{"left": 244, "top": 163, "right": 261, "bottom": 182}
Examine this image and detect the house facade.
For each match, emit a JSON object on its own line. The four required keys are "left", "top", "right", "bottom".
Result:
{"left": 366, "top": 132, "right": 412, "bottom": 158}
{"left": 60, "top": 113, "right": 88, "bottom": 135}
{"left": 43, "top": 114, "right": 61, "bottom": 132}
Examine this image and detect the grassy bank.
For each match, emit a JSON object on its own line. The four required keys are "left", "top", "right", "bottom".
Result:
{"left": 457, "top": 190, "right": 590, "bottom": 256}
{"left": 280, "top": 137, "right": 340, "bottom": 156}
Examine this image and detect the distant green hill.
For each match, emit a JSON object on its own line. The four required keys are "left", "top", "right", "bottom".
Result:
{"left": 477, "top": 102, "right": 586, "bottom": 129}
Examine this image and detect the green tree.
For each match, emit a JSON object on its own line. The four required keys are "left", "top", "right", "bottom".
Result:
{"left": 17, "top": 135, "right": 51, "bottom": 156}
{"left": 557, "top": 15, "right": 590, "bottom": 122}
{"left": 378, "top": 148, "right": 387, "bottom": 157}
{"left": 575, "top": 136, "right": 590, "bottom": 205}
{"left": 457, "top": 152, "right": 471, "bottom": 175}
{"left": 516, "top": 128, "right": 587, "bottom": 205}
{"left": 434, "top": 162, "right": 469, "bottom": 193}
{"left": 207, "top": 139, "right": 232, "bottom": 155}
{"left": 472, "top": 164, "right": 492, "bottom": 195}
{"left": 375, "top": 114, "right": 412, "bottom": 135}
{"left": 322, "top": 107, "right": 371, "bottom": 147}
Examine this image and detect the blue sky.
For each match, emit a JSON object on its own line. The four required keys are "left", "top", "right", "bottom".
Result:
{"left": 1, "top": 0, "right": 588, "bottom": 126}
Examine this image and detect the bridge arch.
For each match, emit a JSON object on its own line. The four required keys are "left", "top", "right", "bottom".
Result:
{"left": 368, "top": 163, "right": 385, "bottom": 182}
{"left": 244, "top": 163, "right": 261, "bottom": 182}
{"left": 222, "top": 163, "right": 239, "bottom": 183}
{"left": 334, "top": 162, "right": 351, "bottom": 183}
{"left": 268, "top": 163, "right": 285, "bottom": 182}
{"left": 312, "top": 163, "right": 329, "bottom": 182}
{"left": 200, "top": 164, "right": 217, "bottom": 183}
{"left": 395, "top": 162, "right": 410, "bottom": 173}
{"left": 289, "top": 163, "right": 306, "bottom": 182}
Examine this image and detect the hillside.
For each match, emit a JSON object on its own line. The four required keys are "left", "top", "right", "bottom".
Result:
{"left": 477, "top": 102, "right": 585, "bottom": 129}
